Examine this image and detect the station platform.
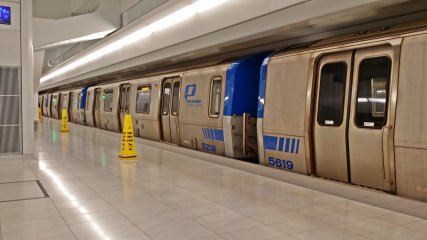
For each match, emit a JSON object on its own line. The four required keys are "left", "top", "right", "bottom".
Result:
{"left": 1, "top": 119, "right": 427, "bottom": 240}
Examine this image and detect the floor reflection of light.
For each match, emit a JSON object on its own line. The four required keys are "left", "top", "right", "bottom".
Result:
{"left": 39, "top": 161, "right": 111, "bottom": 240}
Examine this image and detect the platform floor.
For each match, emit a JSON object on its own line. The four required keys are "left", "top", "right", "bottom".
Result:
{"left": 1, "top": 119, "right": 427, "bottom": 240}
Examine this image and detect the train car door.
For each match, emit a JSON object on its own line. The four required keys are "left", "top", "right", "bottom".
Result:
{"left": 348, "top": 46, "right": 394, "bottom": 191}
{"left": 170, "top": 78, "right": 181, "bottom": 144}
{"left": 313, "top": 46, "right": 395, "bottom": 191}
{"left": 160, "top": 77, "right": 181, "bottom": 144}
{"left": 58, "top": 93, "right": 63, "bottom": 119}
{"left": 94, "top": 88, "right": 102, "bottom": 128}
{"left": 119, "top": 83, "right": 131, "bottom": 132}
{"left": 69, "top": 92, "right": 74, "bottom": 122}
{"left": 313, "top": 51, "right": 352, "bottom": 183}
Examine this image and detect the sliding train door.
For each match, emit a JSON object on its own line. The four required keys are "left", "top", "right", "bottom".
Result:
{"left": 119, "top": 83, "right": 131, "bottom": 132}
{"left": 313, "top": 46, "right": 395, "bottom": 191}
{"left": 348, "top": 46, "right": 394, "bottom": 191}
{"left": 161, "top": 77, "right": 181, "bottom": 144}
{"left": 313, "top": 51, "right": 352, "bottom": 182}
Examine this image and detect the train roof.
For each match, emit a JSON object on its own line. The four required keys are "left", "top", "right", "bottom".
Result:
{"left": 272, "top": 19, "right": 427, "bottom": 58}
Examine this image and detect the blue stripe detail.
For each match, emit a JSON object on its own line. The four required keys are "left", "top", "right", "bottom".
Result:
{"left": 284, "top": 138, "right": 290, "bottom": 153}
{"left": 79, "top": 87, "right": 88, "bottom": 109}
{"left": 224, "top": 53, "right": 271, "bottom": 117}
{"left": 202, "top": 128, "right": 207, "bottom": 139}
{"left": 291, "top": 139, "right": 296, "bottom": 154}
{"left": 257, "top": 53, "right": 275, "bottom": 118}
{"left": 296, "top": 139, "right": 300, "bottom": 154}
{"left": 209, "top": 129, "right": 215, "bottom": 140}
{"left": 278, "top": 138, "right": 284, "bottom": 152}
{"left": 214, "top": 129, "right": 224, "bottom": 141}
{"left": 207, "top": 129, "right": 212, "bottom": 140}
{"left": 263, "top": 136, "right": 278, "bottom": 150}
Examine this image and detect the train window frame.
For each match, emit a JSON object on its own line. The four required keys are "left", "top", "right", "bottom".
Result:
{"left": 316, "top": 61, "right": 348, "bottom": 127}
{"left": 171, "top": 81, "right": 181, "bottom": 116}
{"left": 103, "top": 89, "right": 114, "bottom": 113}
{"left": 135, "top": 85, "right": 152, "bottom": 114}
{"left": 209, "top": 76, "right": 223, "bottom": 118}
{"left": 161, "top": 81, "right": 172, "bottom": 115}
{"left": 354, "top": 55, "right": 392, "bottom": 129}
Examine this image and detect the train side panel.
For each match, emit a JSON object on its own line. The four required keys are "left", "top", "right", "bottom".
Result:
{"left": 395, "top": 33, "right": 427, "bottom": 201}
{"left": 259, "top": 53, "right": 311, "bottom": 174}
{"left": 129, "top": 77, "right": 162, "bottom": 141}
{"left": 100, "top": 83, "right": 121, "bottom": 132}
{"left": 179, "top": 66, "right": 228, "bottom": 155}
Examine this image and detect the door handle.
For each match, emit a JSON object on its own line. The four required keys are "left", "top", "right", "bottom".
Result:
{"left": 382, "top": 125, "right": 393, "bottom": 184}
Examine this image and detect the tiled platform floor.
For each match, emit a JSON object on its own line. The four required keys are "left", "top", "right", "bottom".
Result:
{"left": 1, "top": 118, "right": 427, "bottom": 240}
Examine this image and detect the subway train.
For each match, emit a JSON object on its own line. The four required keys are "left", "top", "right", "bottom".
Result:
{"left": 40, "top": 20, "right": 427, "bottom": 202}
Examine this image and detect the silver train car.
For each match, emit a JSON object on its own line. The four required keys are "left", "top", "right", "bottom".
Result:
{"left": 258, "top": 20, "right": 427, "bottom": 201}
{"left": 41, "top": 21, "right": 427, "bottom": 201}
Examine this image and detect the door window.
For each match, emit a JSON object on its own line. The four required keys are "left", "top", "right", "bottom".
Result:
{"left": 103, "top": 89, "right": 114, "bottom": 112}
{"left": 136, "top": 85, "right": 151, "bottom": 114}
{"left": 171, "top": 82, "right": 180, "bottom": 116}
{"left": 355, "top": 56, "right": 391, "bottom": 128}
{"left": 209, "top": 78, "right": 222, "bottom": 117}
{"left": 317, "top": 62, "right": 347, "bottom": 126}
{"left": 162, "top": 82, "right": 171, "bottom": 115}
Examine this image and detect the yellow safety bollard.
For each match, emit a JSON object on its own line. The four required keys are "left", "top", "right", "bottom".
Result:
{"left": 60, "top": 109, "right": 69, "bottom": 133}
{"left": 119, "top": 114, "right": 137, "bottom": 159}
{"left": 38, "top": 107, "right": 43, "bottom": 122}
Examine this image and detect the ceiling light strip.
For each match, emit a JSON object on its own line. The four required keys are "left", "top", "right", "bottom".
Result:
{"left": 40, "top": 0, "right": 229, "bottom": 82}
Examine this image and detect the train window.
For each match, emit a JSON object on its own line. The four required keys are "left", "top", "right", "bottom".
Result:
{"left": 209, "top": 78, "right": 222, "bottom": 117}
{"left": 317, "top": 62, "right": 347, "bottom": 127}
{"left": 162, "top": 82, "right": 171, "bottom": 115}
{"left": 136, "top": 85, "right": 151, "bottom": 114}
{"left": 171, "top": 82, "right": 180, "bottom": 116}
{"left": 103, "top": 89, "right": 114, "bottom": 112}
{"left": 355, "top": 56, "right": 391, "bottom": 128}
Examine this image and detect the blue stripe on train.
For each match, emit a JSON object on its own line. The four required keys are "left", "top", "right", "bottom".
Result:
{"left": 264, "top": 135, "right": 300, "bottom": 155}
{"left": 202, "top": 128, "right": 224, "bottom": 142}
{"left": 263, "top": 136, "right": 278, "bottom": 150}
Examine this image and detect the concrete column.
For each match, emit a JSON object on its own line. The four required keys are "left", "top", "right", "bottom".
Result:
{"left": 21, "top": 0, "right": 34, "bottom": 155}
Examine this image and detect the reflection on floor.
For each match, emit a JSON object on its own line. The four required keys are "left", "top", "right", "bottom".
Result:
{"left": 0, "top": 118, "right": 427, "bottom": 240}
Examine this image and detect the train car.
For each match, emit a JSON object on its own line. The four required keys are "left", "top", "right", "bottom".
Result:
{"left": 258, "top": 20, "right": 427, "bottom": 201}
{"left": 85, "top": 86, "right": 102, "bottom": 128}
{"left": 178, "top": 54, "right": 266, "bottom": 158}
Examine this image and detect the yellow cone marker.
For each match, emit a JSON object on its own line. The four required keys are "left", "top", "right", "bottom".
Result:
{"left": 119, "top": 114, "right": 137, "bottom": 159}
{"left": 60, "top": 109, "right": 69, "bottom": 132}
{"left": 38, "top": 107, "right": 43, "bottom": 122}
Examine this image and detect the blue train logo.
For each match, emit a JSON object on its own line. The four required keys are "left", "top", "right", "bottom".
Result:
{"left": 185, "top": 84, "right": 202, "bottom": 106}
